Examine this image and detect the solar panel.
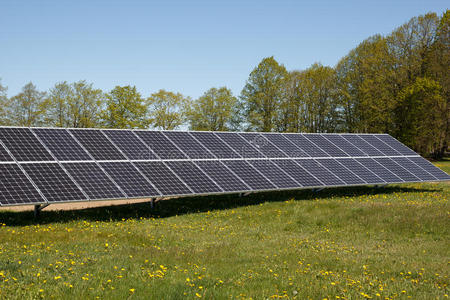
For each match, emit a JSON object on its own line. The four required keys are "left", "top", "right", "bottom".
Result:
{"left": 239, "top": 133, "right": 287, "bottom": 158}
{"left": 195, "top": 160, "right": 249, "bottom": 192}
{"left": 103, "top": 130, "right": 157, "bottom": 160}
{"left": 190, "top": 132, "right": 241, "bottom": 159}
{"left": 323, "top": 135, "right": 367, "bottom": 157}
{"left": 316, "top": 159, "right": 365, "bottom": 185}
{"left": 341, "top": 135, "right": 384, "bottom": 156}
{"left": 373, "top": 157, "right": 420, "bottom": 182}
{"left": 336, "top": 158, "right": 385, "bottom": 184}
{"left": 135, "top": 131, "right": 187, "bottom": 159}
{"left": 284, "top": 134, "right": 329, "bottom": 157}
{"left": 222, "top": 160, "right": 276, "bottom": 190}
{"left": 22, "top": 163, "right": 86, "bottom": 202}
{"left": 304, "top": 134, "right": 349, "bottom": 157}
{"left": 389, "top": 157, "right": 436, "bottom": 181}
{"left": 165, "top": 161, "right": 222, "bottom": 193}
{"left": 215, "top": 132, "right": 265, "bottom": 158}
{"left": 0, "top": 164, "right": 45, "bottom": 205}
{"left": 248, "top": 159, "right": 299, "bottom": 188}
{"left": 272, "top": 159, "right": 323, "bottom": 187}
{"left": 0, "top": 143, "right": 13, "bottom": 161}
{"left": 358, "top": 135, "right": 401, "bottom": 156}
{"left": 295, "top": 159, "right": 345, "bottom": 186}
{"left": 407, "top": 157, "right": 450, "bottom": 180}
{"left": 355, "top": 158, "right": 403, "bottom": 182}
{"left": 62, "top": 162, "right": 125, "bottom": 200}
{"left": 375, "top": 135, "right": 417, "bottom": 156}
{"left": 262, "top": 133, "right": 309, "bottom": 157}
{"left": 0, "top": 127, "right": 54, "bottom": 161}
{"left": 70, "top": 129, "right": 126, "bottom": 161}
{"left": 33, "top": 128, "right": 92, "bottom": 161}
{"left": 135, "top": 161, "right": 192, "bottom": 196}
{"left": 163, "top": 131, "right": 215, "bottom": 159}
{"left": 100, "top": 162, "right": 160, "bottom": 197}
{"left": 1, "top": 126, "right": 449, "bottom": 209}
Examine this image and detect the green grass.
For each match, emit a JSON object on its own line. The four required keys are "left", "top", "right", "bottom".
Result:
{"left": 0, "top": 161, "right": 449, "bottom": 299}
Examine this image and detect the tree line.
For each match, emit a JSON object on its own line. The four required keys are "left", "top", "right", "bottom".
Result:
{"left": 0, "top": 11, "right": 448, "bottom": 158}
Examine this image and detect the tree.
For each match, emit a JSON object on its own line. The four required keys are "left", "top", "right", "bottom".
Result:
{"left": 0, "top": 79, "right": 11, "bottom": 125}
{"left": 44, "top": 81, "right": 73, "bottom": 127}
{"left": 147, "top": 89, "right": 188, "bottom": 130}
{"left": 9, "top": 82, "right": 47, "bottom": 126}
{"left": 102, "top": 85, "right": 149, "bottom": 129}
{"left": 287, "top": 64, "right": 339, "bottom": 133}
{"left": 240, "top": 56, "right": 288, "bottom": 131}
{"left": 396, "top": 77, "right": 446, "bottom": 157}
{"left": 187, "top": 87, "right": 237, "bottom": 131}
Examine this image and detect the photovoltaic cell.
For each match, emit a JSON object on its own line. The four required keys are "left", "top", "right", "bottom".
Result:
{"left": 323, "top": 135, "right": 367, "bottom": 157}
{"left": 22, "top": 163, "right": 86, "bottom": 202}
{"left": 295, "top": 159, "right": 345, "bottom": 185}
{"left": 33, "top": 128, "right": 92, "bottom": 161}
{"left": 100, "top": 162, "right": 160, "bottom": 197}
{"left": 215, "top": 132, "right": 265, "bottom": 158}
{"left": 375, "top": 135, "right": 417, "bottom": 156}
{"left": 248, "top": 160, "right": 299, "bottom": 188}
{"left": 355, "top": 158, "right": 402, "bottom": 182}
{"left": 135, "top": 161, "right": 192, "bottom": 196}
{"left": 373, "top": 158, "right": 420, "bottom": 182}
{"left": 316, "top": 159, "right": 365, "bottom": 185}
{"left": 272, "top": 159, "right": 323, "bottom": 187}
{"left": 163, "top": 131, "right": 215, "bottom": 159}
{"left": 239, "top": 133, "right": 287, "bottom": 158}
{"left": 62, "top": 162, "right": 125, "bottom": 200}
{"left": 407, "top": 157, "right": 450, "bottom": 181}
{"left": 222, "top": 160, "right": 276, "bottom": 190}
{"left": 284, "top": 134, "right": 329, "bottom": 157}
{"left": 390, "top": 157, "right": 436, "bottom": 181}
{"left": 263, "top": 133, "right": 309, "bottom": 157}
{"left": 195, "top": 161, "right": 249, "bottom": 192}
{"left": 341, "top": 135, "right": 384, "bottom": 156}
{"left": 135, "top": 131, "right": 187, "bottom": 159}
{"left": 190, "top": 132, "right": 241, "bottom": 159}
{"left": 304, "top": 134, "right": 348, "bottom": 157}
{"left": 0, "top": 143, "right": 13, "bottom": 161}
{"left": 358, "top": 135, "right": 401, "bottom": 156}
{"left": 0, "top": 127, "right": 54, "bottom": 161}
{"left": 70, "top": 129, "right": 126, "bottom": 160}
{"left": 0, "top": 164, "right": 45, "bottom": 205}
{"left": 165, "top": 161, "right": 222, "bottom": 193}
{"left": 103, "top": 130, "right": 157, "bottom": 160}
{"left": 336, "top": 158, "right": 385, "bottom": 184}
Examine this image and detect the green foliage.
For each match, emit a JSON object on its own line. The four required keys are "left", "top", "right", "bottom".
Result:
{"left": 396, "top": 77, "right": 446, "bottom": 157}
{"left": 8, "top": 82, "right": 47, "bottom": 127}
{"left": 102, "top": 85, "right": 149, "bottom": 129}
{"left": 147, "top": 89, "right": 188, "bottom": 130}
{"left": 0, "top": 79, "right": 11, "bottom": 125}
{"left": 45, "top": 80, "right": 104, "bottom": 128}
{"left": 240, "top": 56, "right": 288, "bottom": 131}
{"left": 187, "top": 87, "right": 237, "bottom": 131}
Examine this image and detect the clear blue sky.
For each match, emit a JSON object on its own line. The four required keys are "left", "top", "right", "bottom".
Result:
{"left": 1, "top": 0, "right": 448, "bottom": 99}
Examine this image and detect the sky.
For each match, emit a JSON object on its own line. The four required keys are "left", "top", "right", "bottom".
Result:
{"left": 1, "top": 0, "right": 448, "bottom": 99}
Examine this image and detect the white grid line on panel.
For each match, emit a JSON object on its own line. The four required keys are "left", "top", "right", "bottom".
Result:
{"left": 211, "top": 132, "right": 244, "bottom": 158}
{"left": 0, "top": 136, "right": 49, "bottom": 204}
{"left": 100, "top": 129, "right": 163, "bottom": 197}
{"left": 373, "top": 135, "right": 403, "bottom": 156}
{"left": 160, "top": 131, "right": 225, "bottom": 193}
{"left": 65, "top": 129, "right": 129, "bottom": 198}
{"left": 405, "top": 157, "right": 439, "bottom": 180}
{"left": 30, "top": 128, "right": 91, "bottom": 200}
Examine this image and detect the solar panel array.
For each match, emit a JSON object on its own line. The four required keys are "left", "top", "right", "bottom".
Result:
{"left": 0, "top": 126, "right": 449, "bottom": 206}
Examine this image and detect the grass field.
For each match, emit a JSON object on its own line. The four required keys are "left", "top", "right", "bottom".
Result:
{"left": 0, "top": 161, "right": 449, "bottom": 299}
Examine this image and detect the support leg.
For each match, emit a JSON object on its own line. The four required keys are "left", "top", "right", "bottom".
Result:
{"left": 150, "top": 198, "right": 155, "bottom": 209}
{"left": 34, "top": 204, "right": 50, "bottom": 219}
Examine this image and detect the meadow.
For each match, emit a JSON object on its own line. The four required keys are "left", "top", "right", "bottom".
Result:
{"left": 0, "top": 161, "right": 449, "bottom": 299}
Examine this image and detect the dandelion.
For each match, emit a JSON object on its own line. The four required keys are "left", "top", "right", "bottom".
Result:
{"left": 129, "top": 288, "right": 135, "bottom": 293}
